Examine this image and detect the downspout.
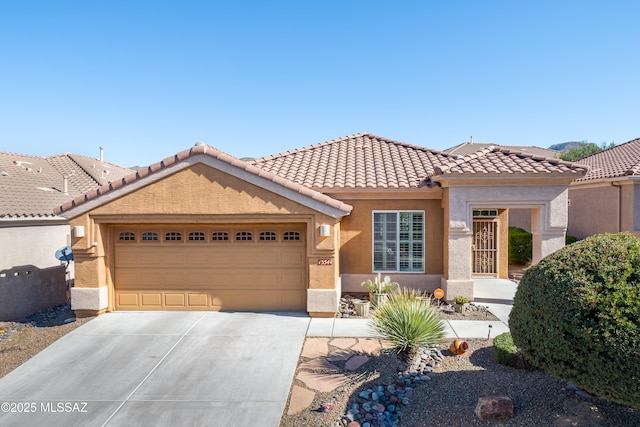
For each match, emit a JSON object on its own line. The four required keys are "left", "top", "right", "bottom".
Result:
{"left": 612, "top": 182, "right": 621, "bottom": 232}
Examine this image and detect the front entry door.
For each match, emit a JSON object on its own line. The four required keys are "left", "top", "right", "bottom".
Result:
{"left": 472, "top": 219, "right": 498, "bottom": 276}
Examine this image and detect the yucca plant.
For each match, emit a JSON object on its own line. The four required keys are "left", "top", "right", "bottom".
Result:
{"left": 369, "top": 288, "right": 446, "bottom": 363}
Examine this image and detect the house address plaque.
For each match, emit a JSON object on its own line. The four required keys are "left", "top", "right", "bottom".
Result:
{"left": 317, "top": 259, "right": 333, "bottom": 265}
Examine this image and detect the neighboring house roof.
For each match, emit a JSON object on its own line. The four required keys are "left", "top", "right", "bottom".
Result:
{"left": 249, "top": 133, "right": 457, "bottom": 189}
{"left": 574, "top": 137, "right": 640, "bottom": 181}
{"left": 0, "top": 151, "right": 134, "bottom": 218}
{"left": 427, "top": 146, "right": 588, "bottom": 178}
{"left": 54, "top": 143, "right": 353, "bottom": 218}
{"left": 445, "top": 142, "right": 561, "bottom": 159}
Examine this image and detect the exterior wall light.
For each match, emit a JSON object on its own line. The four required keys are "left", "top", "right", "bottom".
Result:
{"left": 73, "top": 226, "right": 85, "bottom": 238}
{"left": 319, "top": 224, "right": 331, "bottom": 238}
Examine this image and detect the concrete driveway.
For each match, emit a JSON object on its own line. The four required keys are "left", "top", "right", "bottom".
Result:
{"left": 0, "top": 311, "right": 310, "bottom": 427}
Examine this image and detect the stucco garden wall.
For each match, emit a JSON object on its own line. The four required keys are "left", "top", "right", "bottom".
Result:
{"left": 0, "top": 265, "right": 67, "bottom": 320}
{"left": 568, "top": 185, "right": 620, "bottom": 239}
{"left": 568, "top": 181, "right": 640, "bottom": 239}
{"left": 508, "top": 208, "right": 531, "bottom": 231}
{"left": 0, "top": 223, "right": 70, "bottom": 270}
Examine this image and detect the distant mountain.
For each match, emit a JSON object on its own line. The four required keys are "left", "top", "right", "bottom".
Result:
{"left": 548, "top": 141, "right": 582, "bottom": 151}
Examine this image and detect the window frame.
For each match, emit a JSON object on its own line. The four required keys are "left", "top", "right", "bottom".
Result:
{"left": 211, "top": 231, "right": 229, "bottom": 241}
{"left": 188, "top": 231, "right": 206, "bottom": 242}
{"left": 118, "top": 231, "right": 136, "bottom": 242}
{"left": 259, "top": 231, "right": 277, "bottom": 241}
{"left": 371, "top": 210, "right": 425, "bottom": 273}
{"left": 141, "top": 231, "right": 159, "bottom": 242}
{"left": 283, "top": 231, "right": 301, "bottom": 241}
{"left": 235, "top": 231, "right": 253, "bottom": 241}
{"left": 164, "top": 231, "right": 183, "bottom": 242}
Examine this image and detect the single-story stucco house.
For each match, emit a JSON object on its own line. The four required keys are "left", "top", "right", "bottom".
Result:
{"left": 54, "top": 133, "right": 587, "bottom": 318}
{"left": 568, "top": 137, "right": 640, "bottom": 239}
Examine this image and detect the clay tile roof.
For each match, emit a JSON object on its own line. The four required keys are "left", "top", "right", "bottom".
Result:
{"left": 444, "top": 142, "right": 561, "bottom": 159}
{"left": 431, "top": 146, "right": 588, "bottom": 177}
{"left": 54, "top": 144, "right": 352, "bottom": 217}
{"left": 574, "top": 137, "right": 640, "bottom": 181}
{"left": 0, "top": 151, "right": 134, "bottom": 218}
{"left": 249, "top": 132, "right": 457, "bottom": 189}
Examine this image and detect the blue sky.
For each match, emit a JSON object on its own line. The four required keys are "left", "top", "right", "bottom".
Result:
{"left": 1, "top": 1, "right": 638, "bottom": 167}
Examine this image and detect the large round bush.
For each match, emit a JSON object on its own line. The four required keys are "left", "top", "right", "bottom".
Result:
{"left": 509, "top": 233, "right": 640, "bottom": 408}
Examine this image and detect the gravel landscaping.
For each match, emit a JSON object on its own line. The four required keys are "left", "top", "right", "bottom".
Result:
{"left": 280, "top": 338, "right": 640, "bottom": 427}
{"left": 0, "top": 304, "right": 95, "bottom": 379}
{"left": 339, "top": 295, "right": 500, "bottom": 322}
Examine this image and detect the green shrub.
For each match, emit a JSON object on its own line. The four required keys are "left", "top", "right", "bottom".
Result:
{"left": 493, "top": 332, "right": 530, "bottom": 369}
{"left": 453, "top": 295, "right": 469, "bottom": 305}
{"left": 509, "top": 227, "right": 580, "bottom": 264}
{"left": 565, "top": 234, "right": 579, "bottom": 245}
{"left": 369, "top": 288, "right": 446, "bottom": 358}
{"left": 508, "top": 227, "right": 532, "bottom": 265}
{"left": 509, "top": 233, "right": 640, "bottom": 408}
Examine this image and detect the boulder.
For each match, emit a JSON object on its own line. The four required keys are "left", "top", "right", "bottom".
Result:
{"left": 474, "top": 396, "right": 514, "bottom": 420}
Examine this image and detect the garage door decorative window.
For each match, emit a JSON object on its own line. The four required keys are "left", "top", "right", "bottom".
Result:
{"left": 260, "top": 231, "right": 277, "bottom": 241}
{"left": 119, "top": 231, "right": 136, "bottom": 241}
{"left": 165, "top": 232, "right": 182, "bottom": 241}
{"left": 284, "top": 231, "right": 301, "bottom": 241}
{"left": 236, "top": 231, "right": 252, "bottom": 241}
{"left": 142, "top": 231, "right": 159, "bottom": 241}
{"left": 212, "top": 232, "right": 229, "bottom": 241}
{"left": 188, "top": 232, "right": 206, "bottom": 241}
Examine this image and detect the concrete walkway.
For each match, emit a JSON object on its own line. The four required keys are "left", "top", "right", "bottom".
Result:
{"left": 472, "top": 278, "right": 517, "bottom": 324}
{"left": 307, "top": 315, "right": 510, "bottom": 341}
{"left": 308, "top": 278, "right": 516, "bottom": 340}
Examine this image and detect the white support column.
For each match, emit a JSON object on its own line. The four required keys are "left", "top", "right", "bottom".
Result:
{"left": 531, "top": 194, "right": 568, "bottom": 265}
{"left": 442, "top": 226, "right": 475, "bottom": 301}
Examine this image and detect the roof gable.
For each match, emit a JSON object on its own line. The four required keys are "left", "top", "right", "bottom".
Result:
{"left": 575, "top": 137, "right": 640, "bottom": 181}
{"left": 54, "top": 144, "right": 352, "bottom": 219}
{"left": 250, "top": 132, "right": 457, "bottom": 189}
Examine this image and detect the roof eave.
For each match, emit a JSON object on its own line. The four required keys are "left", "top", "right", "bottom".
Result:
{"left": 425, "top": 171, "right": 587, "bottom": 187}
{"left": 0, "top": 215, "right": 68, "bottom": 226}
{"left": 570, "top": 174, "right": 640, "bottom": 186}
{"left": 56, "top": 149, "right": 352, "bottom": 220}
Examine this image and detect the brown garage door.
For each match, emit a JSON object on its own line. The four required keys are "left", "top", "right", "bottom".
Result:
{"left": 113, "top": 224, "right": 307, "bottom": 311}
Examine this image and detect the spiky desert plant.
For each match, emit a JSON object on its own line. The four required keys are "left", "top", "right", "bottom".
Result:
{"left": 369, "top": 288, "right": 446, "bottom": 361}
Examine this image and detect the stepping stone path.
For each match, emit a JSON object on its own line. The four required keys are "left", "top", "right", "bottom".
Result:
{"left": 288, "top": 337, "right": 383, "bottom": 415}
{"left": 288, "top": 337, "right": 444, "bottom": 426}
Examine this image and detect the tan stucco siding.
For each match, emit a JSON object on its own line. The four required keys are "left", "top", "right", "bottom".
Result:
{"left": 89, "top": 164, "right": 320, "bottom": 216}
{"left": 568, "top": 185, "right": 620, "bottom": 239}
{"left": 338, "top": 199, "right": 444, "bottom": 275}
{"left": 568, "top": 181, "right": 640, "bottom": 239}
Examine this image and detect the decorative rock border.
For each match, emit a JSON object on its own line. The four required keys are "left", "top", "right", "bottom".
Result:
{"left": 287, "top": 337, "right": 444, "bottom": 427}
